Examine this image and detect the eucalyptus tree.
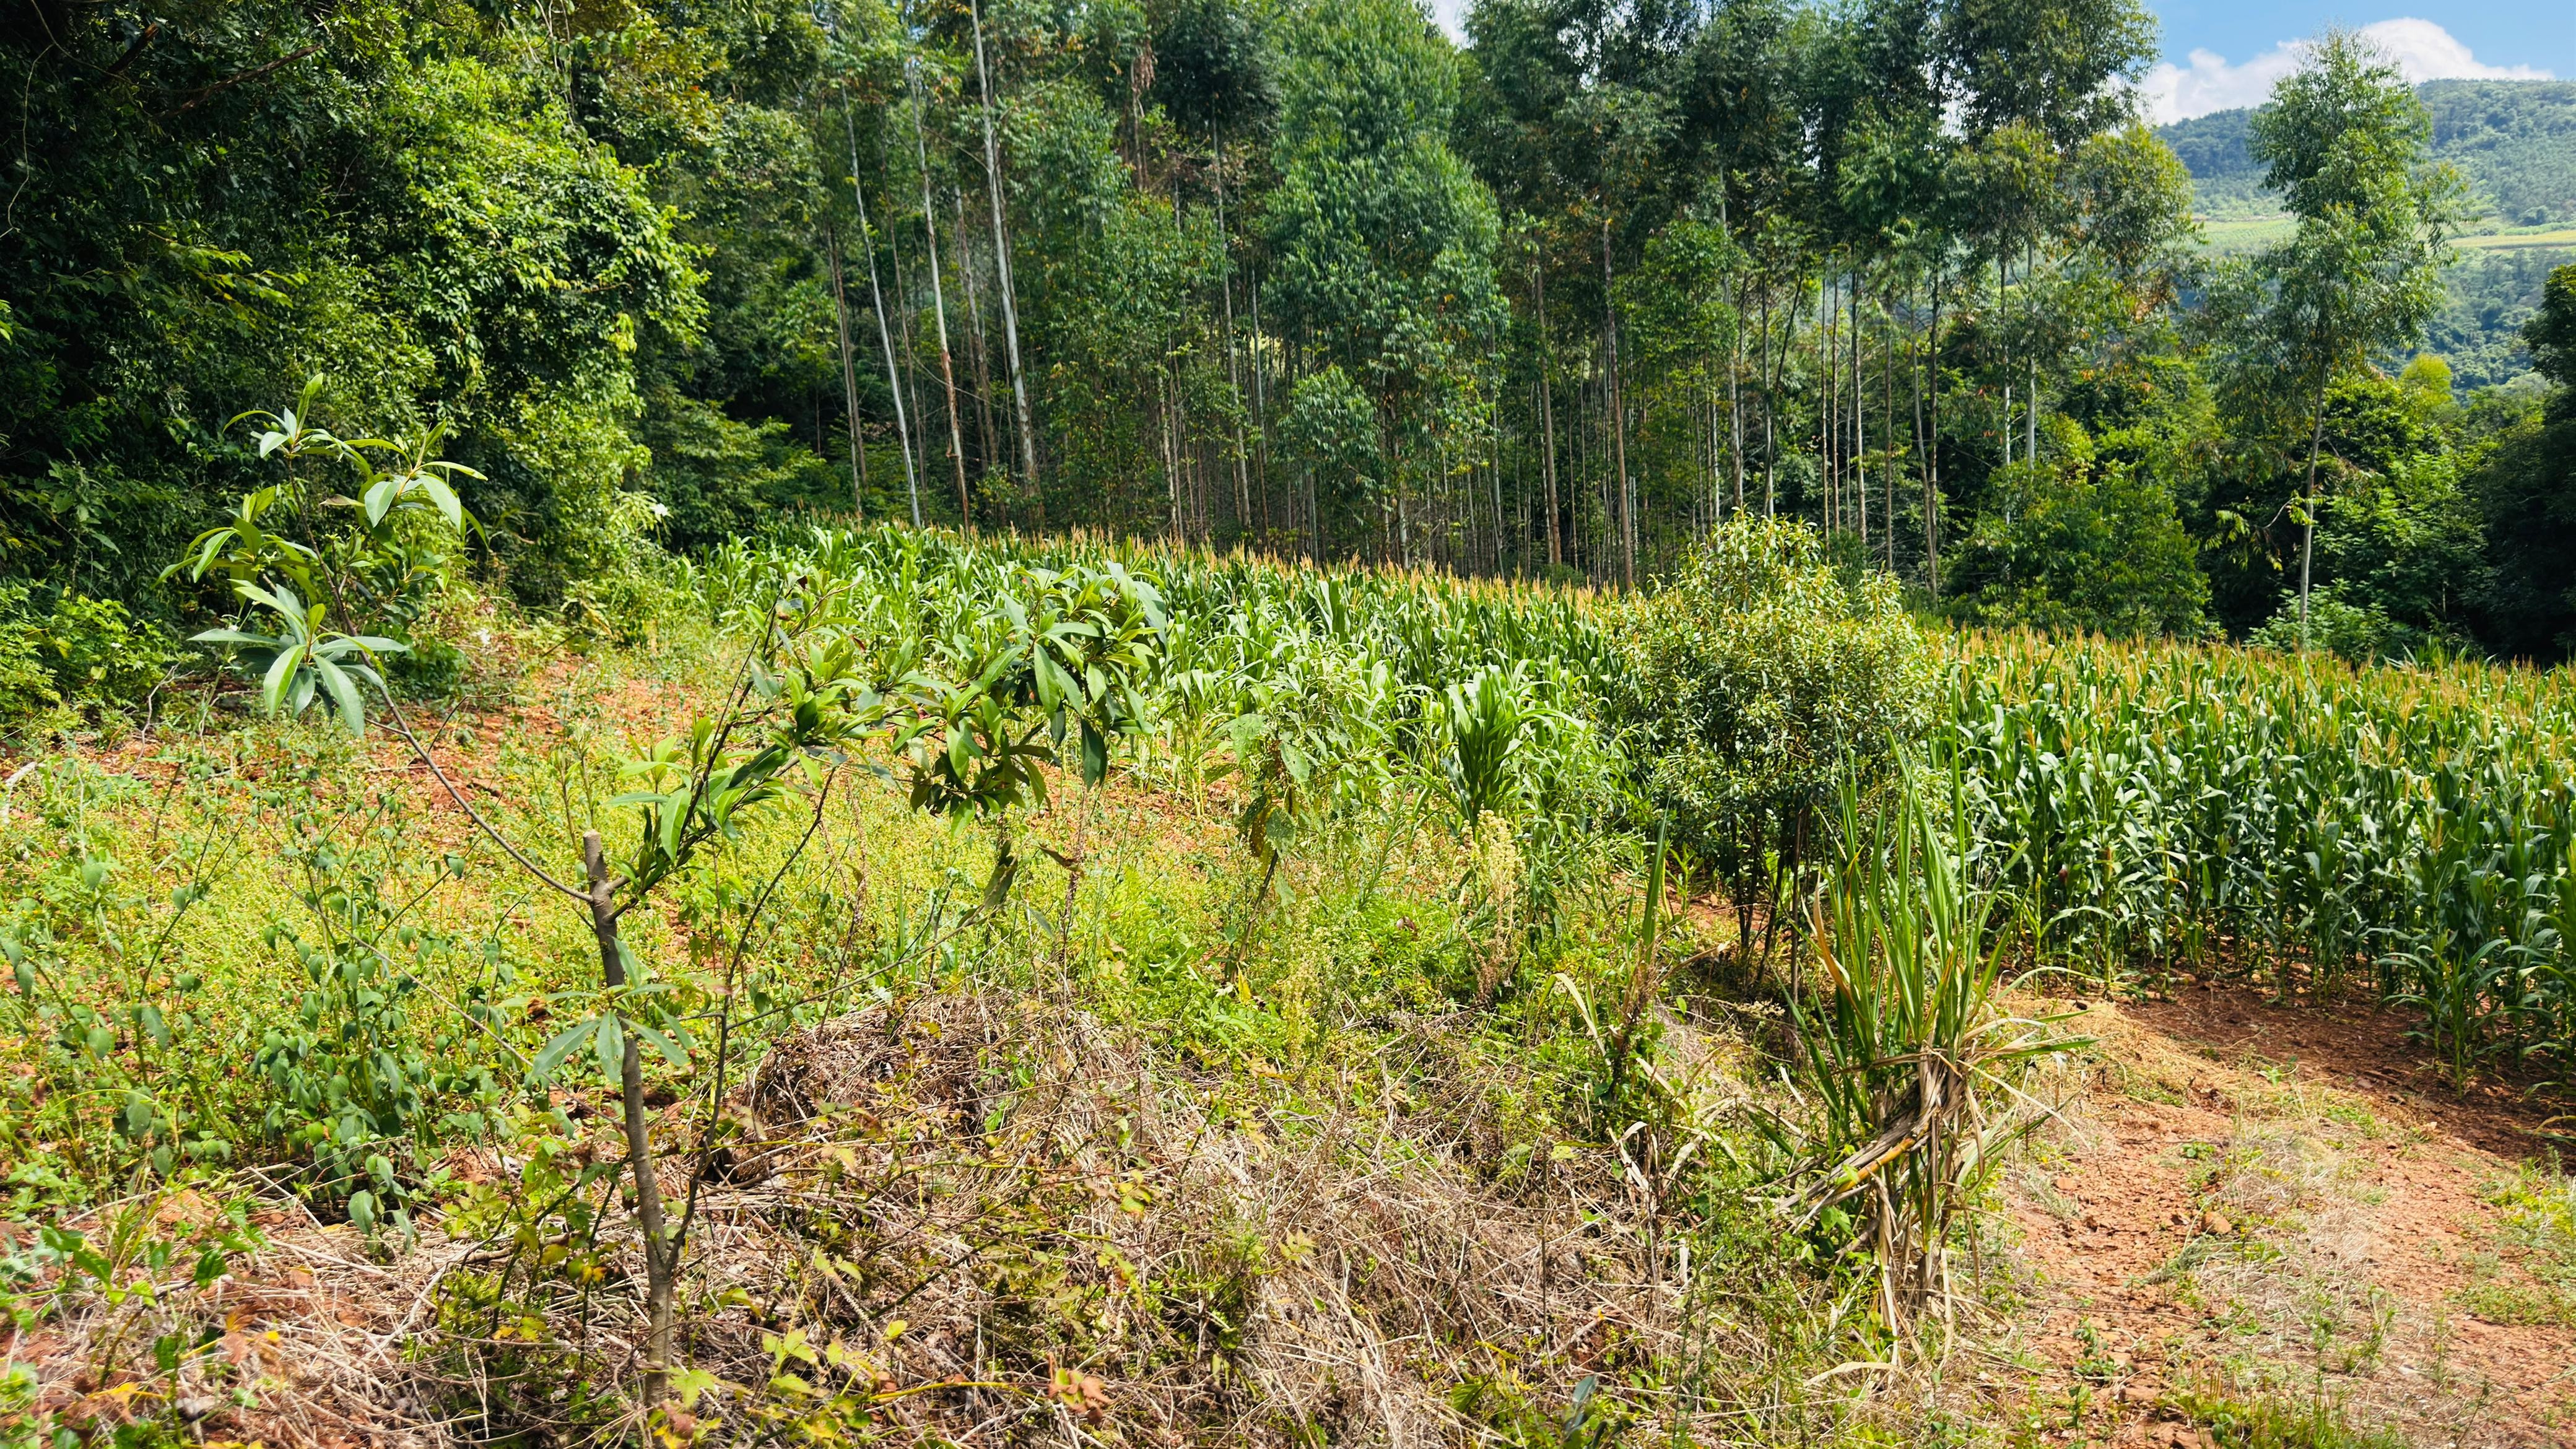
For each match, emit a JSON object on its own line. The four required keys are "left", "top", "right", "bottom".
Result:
{"left": 1263, "top": 0, "right": 1507, "bottom": 564}
{"left": 1679, "top": 0, "right": 1816, "bottom": 522}
{"left": 2211, "top": 30, "right": 2463, "bottom": 650}
{"left": 1938, "top": 0, "right": 2156, "bottom": 152}
{"left": 1834, "top": 95, "right": 1950, "bottom": 567}
{"left": 1939, "top": 0, "right": 2154, "bottom": 472}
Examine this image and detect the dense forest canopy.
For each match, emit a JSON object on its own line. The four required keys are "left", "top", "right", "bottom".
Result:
{"left": 4, "top": 0, "right": 2574, "bottom": 672}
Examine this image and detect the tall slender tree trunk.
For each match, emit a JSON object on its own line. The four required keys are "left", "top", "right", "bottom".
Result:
{"left": 1248, "top": 264, "right": 1271, "bottom": 533}
{"left": 1926, "top": 268, "right": 1942, "bottom": 597}
{"left": 2027, "top": 355, "right": 2038, "bottom": 465}
{"left": 1821, "top": 269, "right": 1836, "bottom": 529}
{"left": 1603, "top": 221, "right": 1632, "bottom": 589}
{"left": 953, "top": 187, "right": 999, "bottom": 478}
{"left": 1212, "top": 128, "right": 1253, "bottom": 540}
{"left": 889, "top": 238, "right": 932, "bottom": 498}
{"left": 823, "top": 222, "right": 868, "bottom": 515}
{"left": 1730, "top": 281, "right": 1745, "bottom": 513}
{"left": 1490, "top": 367, "right": 1507, "bottom": 575}
{"left": 1998, "top": 250, "right": 2012, "bottom": 469}
{"left": 1760, "top": 290, "right": 1777, "bottom": 516}
{"left": 1855, "top": 272, "right": 1866, "bottom": 549}
{"left": 1157, "top": 370, "right": 1180, "bottom": 539}
{"left": 1913, "top": 279, "right": 1930, "bottom": 575}
{"left": 1534, "top": 258, "right": 1563, "bottom": 568}
{"left": 1883, "top": 289, "right": 1895, "bottom": 569}
{"left": 970, "top": 0, "right": 1042, "bottom": 504}
{"left": 911, "top": 76, "right": 970, "bottom": 526}
{"left": 2297, "top": 377, "right": 2328, "bottom": 652}
{"left": 844, "top": 103, "right": 921, "bottom": 527}
{"left": 2026, "top": 238, "right": 2039, "bottom": 465}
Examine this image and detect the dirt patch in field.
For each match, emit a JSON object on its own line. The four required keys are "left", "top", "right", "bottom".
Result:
{"left": 2126, "top": 981, "right": 2573, "bottom": 1156}
{"left": 1998, "top": 993, "right": 2576, "bottom": 1448}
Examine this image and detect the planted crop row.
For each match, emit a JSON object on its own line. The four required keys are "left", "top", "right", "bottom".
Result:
{"left": 1939, "top": 632, "right": 2576, "bottom": 1076}
{"left": 712, "top": 527, "right": 2576, "bottom": 1079}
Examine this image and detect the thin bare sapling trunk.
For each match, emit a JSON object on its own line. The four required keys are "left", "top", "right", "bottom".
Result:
{"left": 823, "top": 222, "right": 869, "bottom": 513}
{"left": 584, "top": 830, "right": 676, "bottom": 1407}
{"left": 844, "top": 102, "right": 922, "bottom": 527}
{"left": 910, "top": 71, "right": 972, "bottom": 524}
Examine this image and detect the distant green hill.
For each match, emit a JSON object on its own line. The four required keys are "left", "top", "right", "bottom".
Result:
{"left": 2158, "top": 79, "right": 2576, "bottom": 225}
{"left": 2157, "top": 80, "right": 2576, "bottom": 389}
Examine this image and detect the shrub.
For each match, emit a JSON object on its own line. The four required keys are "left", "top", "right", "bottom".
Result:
{"left": 0, "top": 606, "right": 52, "bottom": 720}
{"left": 0, "top": 583, "right": 175, "bottom": 725}
{"left": 1947, "top": 443, "right": 2213, "bottom": 640}
{"left": 2245, "top": 583, "right": 2474, "bottom": 664}
{"left": 1612, "top": 516, "right": 1932, "bottom": 960}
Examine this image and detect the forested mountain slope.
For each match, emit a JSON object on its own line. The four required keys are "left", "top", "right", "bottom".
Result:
{"left": 2159, "top": 79, "right": 2576, "bottom": 225}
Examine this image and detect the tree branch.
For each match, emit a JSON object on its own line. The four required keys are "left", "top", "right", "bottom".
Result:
{"left": 170, "top": 41, "right": 323, "bottom": 113}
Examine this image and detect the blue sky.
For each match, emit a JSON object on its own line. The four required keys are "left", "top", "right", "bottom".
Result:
{"left": 1422, "top": 3, "right": 2570, "bottom": 123}
{"left": 2138, "top": 6, "right": 2568, "bottom": 119}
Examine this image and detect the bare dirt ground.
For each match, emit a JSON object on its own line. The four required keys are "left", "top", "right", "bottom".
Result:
{"left": 1991, "top": 983, "right": 2576, "bottom": 1448}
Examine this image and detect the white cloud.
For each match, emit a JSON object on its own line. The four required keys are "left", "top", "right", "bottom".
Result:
{"left": 2138, "top": 19, "right": 2552, "bottom": 124}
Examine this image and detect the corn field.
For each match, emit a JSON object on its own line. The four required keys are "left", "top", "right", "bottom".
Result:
{"left": 698, "top": 527, "right": 2576, "bottom": 1081}
{"left": 1939, "top": 632, "right": 2576, "bottom": 1077}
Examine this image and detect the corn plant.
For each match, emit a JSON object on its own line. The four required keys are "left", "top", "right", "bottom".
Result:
{"left": 1938, "top": 631, "right": 2576, "bottom": 1076}
{"left": 1440, "top": 662, "right": 1531, "bottom": 829}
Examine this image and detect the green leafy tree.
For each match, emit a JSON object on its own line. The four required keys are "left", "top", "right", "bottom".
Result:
{"left": 2471, "top": 263, "right": 2576, "bottom": 658}
{"left": 2210, "top": 30, "right": 2465, "bottom": 651}
{"left": 1949, "top": 457, "right": 2209, "bottom": 641}
{"left": 0, "top": 2, "right": 702, "bottom": 609}
{"left": 1612, "top": 515, "right": 1931, "bottom": 966}
{"left": 1940, "top": 0, "right": 2158, "bottom": 152}
{"left": 1263, "top": 0, "right": 1506, "bottom": 559}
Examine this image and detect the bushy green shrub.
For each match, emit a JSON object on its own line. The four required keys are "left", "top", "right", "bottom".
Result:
{"left": 0, "top": 583, "right": 175, "bottom": 725}
{"left": 0, "top": 607, "right": 51, "bottom": 720}
{"left": 1947, "top": 434, "right": 2213, "bottom": 641}
{"left": 2245, "top": 584, "right": 2475, "bottom": 664}
{"left": 1613, "top": 516, "right": 1933, "bottom": 957}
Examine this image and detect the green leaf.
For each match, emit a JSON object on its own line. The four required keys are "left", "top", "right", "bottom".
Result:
{"left": 313, "top": 656, "right": 367, "bottom": 736}
{"left": 594, "top": 1014, "right": 626, "bottom": 1082}
{"left": 630, "top": 1018, "right": 689, "bottom": 1071}
{"left": 238, "top": 580, "right": 303, "bottom": 622}
{"left": 659, "top": 791, "right": 686, "bottom": 863}
{"left": 260, "top": 644, "right": 305, "bottom": 717}
{"left": 422, "top": 477, "right": 463, "bottom": 530}
{"left": 527, "top": 1017, "right": 601, "bottom": 1085}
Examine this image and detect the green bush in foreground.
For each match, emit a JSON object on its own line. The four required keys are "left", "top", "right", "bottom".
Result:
{"left": 1615, "top": 515, "right": 1933, "bottom": 962}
